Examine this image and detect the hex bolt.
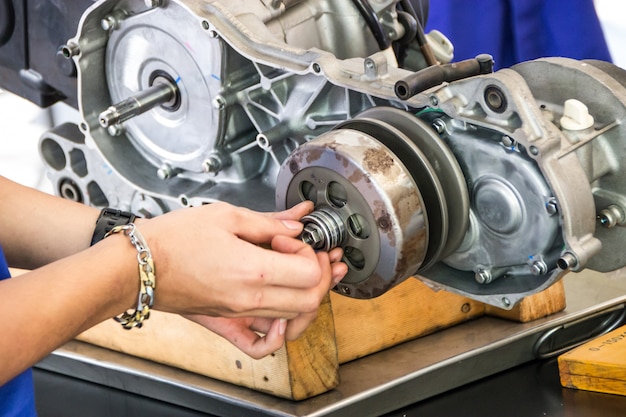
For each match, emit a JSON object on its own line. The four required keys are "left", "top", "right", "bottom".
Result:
{"left": 529, "top": 260, "right": 548, "bottom": 276}
{"left": 107, "top": 124, "right": 124, "bottom": 137}
{"left": 501, "top": 135, "right": 515, "bottom": 148}
{"left": 301, "top": 225, "right": 323, "bottom": 249}
{"left": 203, "top": 157, "right": 222, "bottom": 174}
{"left": 475, "top": 269, "right": 492, "bottom": 284}
{"left": 212, "top": 95, "right": 226, "bottom": 110}
{"left": 157, "top": 163, "right": 174, "bottom": 180}
{"left": 432, "top": 118, "right": 446, "bottom": 134}
{"left": 545, "top": 199, "right": 558, "bottom": 215}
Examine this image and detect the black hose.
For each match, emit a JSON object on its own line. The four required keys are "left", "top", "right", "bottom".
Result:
{"left": 409, "top": 0, "right": 429, "bottom": 27}
{"left": 398, "top": 0, "right": 436, "bottom": 66}
{"left": 352, "top": 0, "right": 390, "bottom": 50}
{"left": 395, "top": 54, "right": 494, "bottom": 100}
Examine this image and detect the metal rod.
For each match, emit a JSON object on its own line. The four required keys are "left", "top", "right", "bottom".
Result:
{"left": 99, "top": 81, "right": 177, "bottom": 128}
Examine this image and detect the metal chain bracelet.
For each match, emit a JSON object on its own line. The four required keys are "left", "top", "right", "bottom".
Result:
{"left": 104, "top": 223, "right": 156, "bottom": 330}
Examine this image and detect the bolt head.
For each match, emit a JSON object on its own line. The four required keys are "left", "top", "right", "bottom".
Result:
{"left": 475, "top": 269, "right": 491, "bottom": 284}
{"left": 101, "top": 16, "right": 117, "bottom": 31}
{"left": 302, "top": 225, "right": 323, "bottom": 248}
{"left": 545, "top": 200, "right": 558, "bottom": 215}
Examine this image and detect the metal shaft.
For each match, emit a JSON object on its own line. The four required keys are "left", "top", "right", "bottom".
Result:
{"left": 99, "top": 80, "right": 177, "bottom": 128}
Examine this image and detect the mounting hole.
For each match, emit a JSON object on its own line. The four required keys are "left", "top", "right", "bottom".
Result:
{"left": 484, "top": 85, "right": 507, "bottom": 113}
{"left": 299, "top": 181, "right": 317, "bottom": 204}
{"left": 40, "top": 138, "right": 66, "bottom": 171}
{"left": 344, "top": 246, "right": 365, "bottom": 270}
{"left": 59, "top": 178, "right": 83, "bottom": 202}
{"left": 327, "top": 181, "right": 347, "bottom": 208}
{"left": 348, "top": 213, "right": 370, "bottom": 239}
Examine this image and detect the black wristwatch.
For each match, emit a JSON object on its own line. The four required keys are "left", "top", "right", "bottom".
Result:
{"left": 90, "top": 208, "right": 137, "bottom": 246}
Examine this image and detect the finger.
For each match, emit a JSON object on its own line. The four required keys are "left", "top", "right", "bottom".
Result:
{"left": 234, "top": 318, "right": 286, "bottom": 359}
{"left": 331, "top": 262, "right": 348, "bottom": 286}
{"left": 284, "top": 250, "right": 334, "bottom": 340}
{"left": 328, "top": 247, "right": 344, "bottom": 263}
{"left": 226, "top": 206, "right": 304, "bottom": 244}
{"left": 284, "top": 311, "right": 317, "bottom": 341}
{"left": 185, "top": 315, "right": 286, "bottom": 359}
{"left": 271, "top": 201, "right": 314, "bottom": 222}
{"left": 230, "top": 241, "right": 321, "bottom": 290}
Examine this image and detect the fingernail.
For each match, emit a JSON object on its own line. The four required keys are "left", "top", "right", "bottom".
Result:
{"left": 279, "top": 318, "right": 287, "bottom": 335}
{"left": 281, "top": 220, "right": 302, "bottom": 230}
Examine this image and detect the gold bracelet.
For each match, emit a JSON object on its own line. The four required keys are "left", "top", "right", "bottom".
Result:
{"left": 105, "top": 223, "right": 156, "bottom": 329}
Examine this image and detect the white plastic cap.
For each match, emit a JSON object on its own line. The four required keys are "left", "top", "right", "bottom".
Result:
{"left": 560, "top": 99, "right": 594, "bottom": 131}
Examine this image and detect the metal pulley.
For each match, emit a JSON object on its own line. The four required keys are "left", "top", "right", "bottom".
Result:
{"left": 276, "top": 107, "right": 469, "bottom": 299}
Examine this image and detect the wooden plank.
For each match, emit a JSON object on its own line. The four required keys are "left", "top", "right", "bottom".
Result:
{"left": 485, "top": 280, "right": 567, "bottom": 322}
{"left": 331, "top": 278, "right": 485, "bottom": 364}
{"left": 77, "top": 294, "right": 338, "bottom": 400}
{"left": 558, "top": 324, "right": 626, "bottom": 396}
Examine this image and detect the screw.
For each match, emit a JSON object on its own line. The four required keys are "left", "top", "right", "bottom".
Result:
{"left": 432, "top": 118, "right": 446, "bottom": 134}
{"left": 545, "top": 199, "right": 558, "bottom": 215}
{"left": 107, "top": 124, "right": 124, "bottom": 137}
{"left": 301, "top": 225, "right": 323, "bottom": 249}
{"left": 501, "top": 135, "right": 515, "bottom": 148}
{"left": 529, "top": 260, "right": 548, "bottom": 276}
{"left": 202, "top": 154, "right": 224, "bottom": 174}
{"left": 157, "top": 163, "right": 174, "bottom": 180}
{"left": 475, "top": 269, "right": 492, "bottom": 284}
{"left": 502, "top": 297, "right": 511, "bottom": 307}
{"left": 212, "top": 95, "right": 226, "bottom": 110}
{"left": 429, "top": 95, "right": 439, "bottom": 106}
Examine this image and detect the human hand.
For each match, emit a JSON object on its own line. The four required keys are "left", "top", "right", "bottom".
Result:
{"left": 139, "top": 201, "right": 347, "bottom": 335}
{"left": 185, "top": 244, "right": 346, "bottom": 358}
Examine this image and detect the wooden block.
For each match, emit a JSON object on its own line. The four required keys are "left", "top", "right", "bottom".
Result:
{"left": 77, "top": 294, "right": 338, "bottom": 400}
{"left": 69, "top": 274, "right": 566, "bottom": 400}
{"left": 331, "top": 278, "right": 484, "bottom": 363}
{"left": 485, "top": 279, "right": 567, "bottom": 322}
{"left": 558, "top": 324, "right": 626, "bottom": 396}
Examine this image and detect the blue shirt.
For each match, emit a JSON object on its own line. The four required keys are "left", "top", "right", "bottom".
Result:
{"left": 0, "top": 246, "right": 37, "bottom": 417}
{"left": 426, "top": 0, "right": 612, "bottom": 70}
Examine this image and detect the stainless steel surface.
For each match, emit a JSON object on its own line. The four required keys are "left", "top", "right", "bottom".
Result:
{"left": 36, "top": 269, "right": 626, "bottom": 417}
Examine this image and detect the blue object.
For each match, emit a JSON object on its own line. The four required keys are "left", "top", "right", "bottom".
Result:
{"left": 425, "top": 0, "right": 612, "bottom": 69}
{"left": 0, "top": 246, "right": 37, "bottom": 417}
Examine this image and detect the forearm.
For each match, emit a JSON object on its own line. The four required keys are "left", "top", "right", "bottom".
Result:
{"left": 0, "top": 176, "right": 100, "bottom": 268}
{"left": 0, "top": 233, "right": 137, "bottom": 385}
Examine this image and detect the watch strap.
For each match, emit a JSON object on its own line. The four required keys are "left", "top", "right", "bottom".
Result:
{"left": 90, "top": 208, "right": 137, "bottom": 246}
